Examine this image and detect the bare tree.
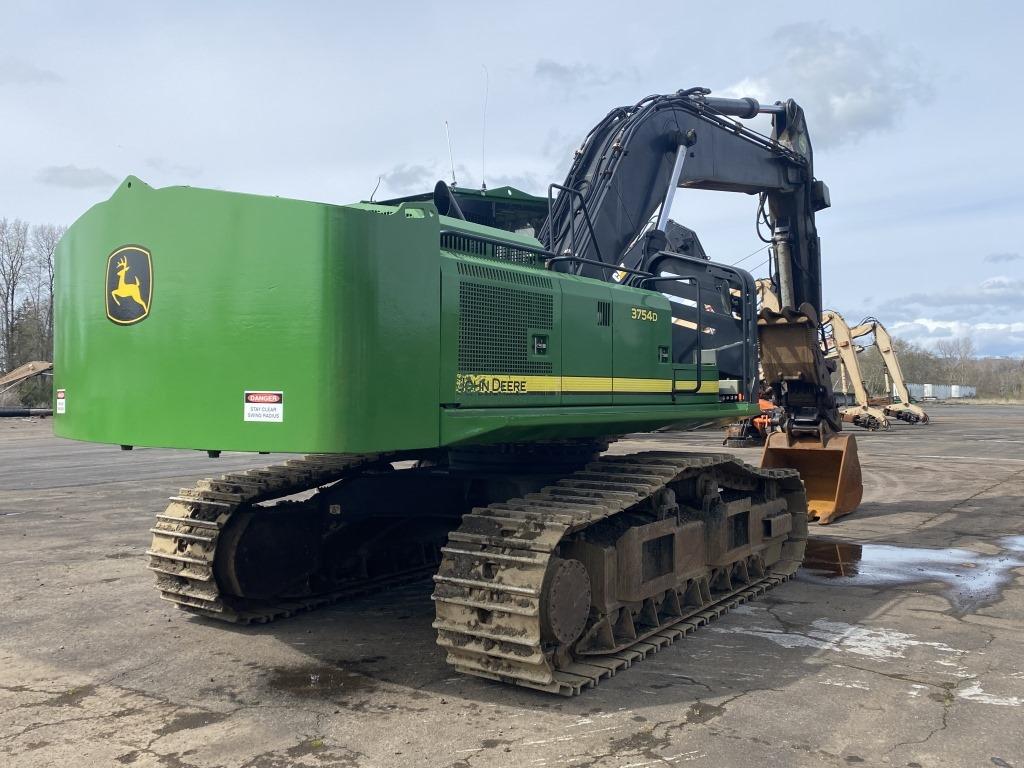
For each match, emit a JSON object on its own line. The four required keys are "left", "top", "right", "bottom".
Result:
{"left": 0, "top": 218, "right": 30, "bottom": 372}
{"left": 936, "top": 337, "right": 975, "bottom": 386}
{"left": 29, "top": 223, "right": 65, "bottom": 357}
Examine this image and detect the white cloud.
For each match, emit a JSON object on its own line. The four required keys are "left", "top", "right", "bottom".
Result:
{"left": 877, "top": 277, "right": 1024, "bottom": 320}
{"left": 534, "top": 59, "right": 625, "bottom": 94}
{"left": 891, "top": 318, "right": 1024, "bottom": 357}
{"left": 0, "top": 57, "right": 61, "bottom": 86}
{"left": 379, "top": 163, "right": 438, "bottom": 196}
{"left": 721, "top": 23, "right": 931, "bottom": 148}
{"left": 488, "top": 172, "right": 543, "bottom": 194}
{"left": 145, "top": 157, "right": 202, "bottom": 180}
{"left": 36, "top": 165, "right": 117, "bottom": 190}
{"left": 984, "top": 252, "right": 1021, "bottom": 264}
{"left": 377, "top": 162, "right": 484, "bottom": 198}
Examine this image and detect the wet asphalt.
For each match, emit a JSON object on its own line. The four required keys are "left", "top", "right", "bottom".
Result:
{"left": 1, "top": 404, "right": 1023, "bottom": 767}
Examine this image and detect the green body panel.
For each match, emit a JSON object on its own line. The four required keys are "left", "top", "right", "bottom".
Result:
{"left": 54, "top": 179, "right": 757, "bottom": 453}
{"left": 559, "top": 278, "right": 612, "bottom": 406}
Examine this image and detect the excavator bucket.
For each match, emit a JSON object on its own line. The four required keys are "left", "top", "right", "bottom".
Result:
{"left": 761, "top": 431, "right": 863, "bottom": 525}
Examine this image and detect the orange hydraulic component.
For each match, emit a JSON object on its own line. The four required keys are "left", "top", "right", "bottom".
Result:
{"left": 751, "top": 399, "right": 775, "bottom": 433}
{"left": 761, "top": 431, "right": 863, "bottom": 524}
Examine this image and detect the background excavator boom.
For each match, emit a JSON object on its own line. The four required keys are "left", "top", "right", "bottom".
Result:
{"left": 848, "top": 317, "right": 930, "bottom": 424}
{"left": 823, "top": 310, "right": 892, "bottom": 430}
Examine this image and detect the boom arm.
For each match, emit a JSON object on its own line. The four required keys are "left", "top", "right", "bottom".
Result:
{"left": 540, "top": 88, "right": 829, "bottom": 316}
{"left": 0, "top": 360, "right": 52, "bottom": 395}
{"left": 540, "top": 88, "right": 840, "bottom": 433}
{"left": 849, "top": 319, "right": 909, "bottom": 404}
{"left": 540, "top": 87, "right": 861, "bottom": 521}
{"left": 848, "top": 317, "right": 929, "bottom": 424}
{"left": 822, "top": 310, "right": 891, "bottom": 430}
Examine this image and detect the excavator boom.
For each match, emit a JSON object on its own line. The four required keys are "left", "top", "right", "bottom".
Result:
{"left": 0, "top": 360, "right": 52, "bottom": 394}
{"left": 823, "top": 309, "right": 892, "bottom": 431}
{"left": 533, "top": 89, "right": 864, "bottom": 524}
{"left": 848, "top": 318, "right": 929, "bottom": 424}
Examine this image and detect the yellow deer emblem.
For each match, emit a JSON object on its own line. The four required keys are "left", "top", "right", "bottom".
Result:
{"left": 110, "top": 255, "right": 148, "bottom": 314}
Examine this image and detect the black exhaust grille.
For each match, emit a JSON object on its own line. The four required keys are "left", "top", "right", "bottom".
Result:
{"left": 457, "top": 261, "right": 553, "bottom": 289}
{"left": 458, "top": 281, "right": 553, "bottom": 374}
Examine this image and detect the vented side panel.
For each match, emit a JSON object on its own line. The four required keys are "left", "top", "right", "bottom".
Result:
{"left": 456, "top": 261, "right": 553, "bottom": 289}
{"left": 458, "top": 282, "right": 553, "bottom": 375}
{"left": 443, "top": 232, "right": 545, "bottom": 268}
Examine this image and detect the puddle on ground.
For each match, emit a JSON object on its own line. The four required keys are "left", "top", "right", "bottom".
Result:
{"left": 268, "top": 664, "right": 378, "bottom": 699}
{"left": 800, "top": 536, "right": 1024, "bottom": 614}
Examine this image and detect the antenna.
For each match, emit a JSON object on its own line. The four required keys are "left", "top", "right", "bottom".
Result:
{"left": 370, "top": 175, "right": 381, "bottom": 202}
{"left": 444, "top": 121, "right": 457, "bottom": 188}
{"left": 481, "top": 65, "right": 489, "bottom": 191}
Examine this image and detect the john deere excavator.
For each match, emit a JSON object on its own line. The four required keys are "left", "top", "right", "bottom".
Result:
{"left": 53, "top": 87, "right": 861, "bottom": 694}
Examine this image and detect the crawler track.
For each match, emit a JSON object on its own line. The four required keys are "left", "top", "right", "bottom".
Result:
{"left": 149, "top": 449, "right": 807, "bottom": 696}
{"left": 146, "top": 453, "right": 419, "bottom": 624}
{"left": 432, "top": 452, "right": 807, "bottom": 695}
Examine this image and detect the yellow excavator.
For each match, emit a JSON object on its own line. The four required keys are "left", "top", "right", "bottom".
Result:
{"left": 847, "top": 316, "right": 928, "bottom": 424}
{"left": 822, "top": 310, "right": 892, "bottom": 431}
{"left": 824, "top": 311, "right": 929, "bottom": 427}
{"left": 734, "top": 281, "right": 924, "bottom": 443}
{"left": 0, "top": 361, "right": 53, "bottom": 417}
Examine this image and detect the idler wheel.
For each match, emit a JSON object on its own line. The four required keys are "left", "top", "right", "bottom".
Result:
{"left": 540, "top": 558, "right": 592, "bottom": 646}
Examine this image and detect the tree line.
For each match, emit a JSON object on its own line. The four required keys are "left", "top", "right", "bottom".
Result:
{"left": 1, "top": 216, "right": 1022, "bottom": 405}
{"left": 0, "top": 218, "right": 64, "bottom": 406}
{"left": 842, "top": 337, "right": 1024, "bottom": 401}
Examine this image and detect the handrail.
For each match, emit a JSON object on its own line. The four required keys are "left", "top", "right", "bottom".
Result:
{"left": 546, "top": 183, "right": 607, "bottom": 267}
{"left": 544, "top": 255, "right": 652, "bottom": 281}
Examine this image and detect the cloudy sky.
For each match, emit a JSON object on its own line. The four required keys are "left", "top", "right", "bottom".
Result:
{"left": 3, "top": 1, "right": 1022, "bottom": 355}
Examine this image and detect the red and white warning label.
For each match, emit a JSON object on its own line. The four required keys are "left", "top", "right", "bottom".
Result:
{"left": 244, "top": 391, "right": 283, "bottom": 422}
{"left": 56, "top": 389, "right": 66, "bottom": 415}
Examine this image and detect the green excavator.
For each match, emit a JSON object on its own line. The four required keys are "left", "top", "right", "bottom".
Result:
{"left": 53, "top": 87, "right": 861, "bottom": 694}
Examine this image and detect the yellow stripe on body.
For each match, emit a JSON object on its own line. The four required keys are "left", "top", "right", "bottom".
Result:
{"left": 562, "top": 376, "right": 612, "bottom": 392}
{"left": 455, "top": 373, "right": 718, "bottom": 395}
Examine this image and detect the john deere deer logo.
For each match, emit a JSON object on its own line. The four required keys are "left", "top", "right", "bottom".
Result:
{"left": 105, "top": 246, "right": 152, "bottom": 325}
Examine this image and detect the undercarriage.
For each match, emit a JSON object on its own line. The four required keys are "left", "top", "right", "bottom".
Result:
{"left": 148, "top": 444, "right": 807, "bottom": 694}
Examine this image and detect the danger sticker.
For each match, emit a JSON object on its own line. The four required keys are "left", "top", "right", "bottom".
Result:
{"left": 56, "top": 389, "right": 66, "bottom": 415}
{"left": 244, "top": 391, "right": 283, "bottom": 422}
